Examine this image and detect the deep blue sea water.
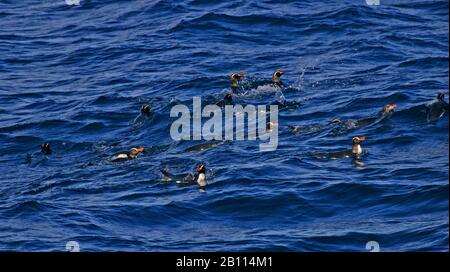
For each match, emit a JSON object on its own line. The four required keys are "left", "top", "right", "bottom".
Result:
{"left": 0, "top": 0, "right": 448, "bottom": 252}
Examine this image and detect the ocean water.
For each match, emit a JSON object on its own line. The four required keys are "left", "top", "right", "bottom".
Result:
{"left": 0, "top": 0, "right": 448, "bottom": 252}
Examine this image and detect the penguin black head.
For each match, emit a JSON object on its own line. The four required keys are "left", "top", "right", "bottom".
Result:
{"left": 141, "top": 104, "right": 151, "bottom": 115}
{"left": 437, "top": 92, "right": 445, "bottom": 100}
{"left": 272, "top": 70, "right": 285, "bottom": 83}
{"left": 129, "top": 147, "right": 145, "bottom": 158}
{"left": 41, "top": 143, "right": 51, "bottom": 155}
{"left": 224, "top": 93, "right": 233, "bottom": 102}
{"left": 352, "top": 136, "right": 365, "bottom": 144}
{"left": 196, "top": 164, "right": 206, "bottom": 173}
{"left": 231, "top": 72, "right": 245, "bottom": 80}
{"left": 231, "top": 72, "right": 245, "bottom": 87}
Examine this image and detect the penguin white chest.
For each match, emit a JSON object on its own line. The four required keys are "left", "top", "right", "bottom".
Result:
{"left": 115, "top": 154, "right": 128, "bottom": 159}
{"left": 197, "top": 173, "right": 207, "bottom": 187}
{"left": 352, "top": 144, "right": 362, "bottom": 155}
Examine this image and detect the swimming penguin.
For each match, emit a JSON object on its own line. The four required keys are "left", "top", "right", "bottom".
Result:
{"left": 312, "top": 136, "right": 366, "bottom": 160}
{"left": 350, "top": 136, "right": 365, "bottom": 156}
{"left": 350, "top": 136, "right": 367, "bottom": 167}
{"left": 41, "top": 143, "right": 51, "bottom": 155}
{"left": 272, "top": 70, "right": 286, "bottom": 88}
{"left": 26, "top": 143, "right": 52, "bottom": 163}
{"left": 216, "top": 93, "right": 234, "bottom": 108}
{"left": 330, "top": 104, "right": 397, "bottom": 135}
{"left": 356, "top": 104, "right": 397, "bottom": 127}
{"left": 195, "top": 165, "right": 207, "bottom": 192}
{"left": 426, "top": 92, "right": 448, "bottom": 123}
{"left": 110, "top": 147, "right": 145, "bottom": 162}
{"left": 334, "top": 136, "right": 366, "bottom": 158}
{"left": 160, "top": 164, "right": 208, "bottom": 191}
{"left": 230, "top": 72, "right": 245, "bottom": 93}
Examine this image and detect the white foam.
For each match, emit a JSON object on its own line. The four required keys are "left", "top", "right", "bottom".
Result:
{"left": 254, "top": 84, "right": 278, "bottom": 93}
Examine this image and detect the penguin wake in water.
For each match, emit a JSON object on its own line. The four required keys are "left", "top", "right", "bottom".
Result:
{"left": 262, "top": 70, "right": 299, "bottom": 110}
{"left": 110, "top": 147, "right": 145, "bottom": 162}
{"left": 312, "top": 136, "right": 367, "bottom": 160}
{"left": 426, "top": 92, "right": 448, "bottom": 123}
{"left": 160, "top": 165, "right": 208, "bottom": 192}
{"left": 330, "top": 104, "right": 397, "bottom": 135}
{"left": 269, "top": 87, "right": 287, "bottom": 107}
{"left": 270, "top": 90, "right": 300, "bottom": 110}
{"left": 230, "top": 72, "right": 245, "bottom": 94}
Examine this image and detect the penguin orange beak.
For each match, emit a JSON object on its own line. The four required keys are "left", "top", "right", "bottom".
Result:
{"left": 279, "top": 70, "right": 286, "bottom": 74}
{"left": 131, "top": 147, "right": 145, "bottom": 152}
{"left": 238, "top": 72, "right": 245, "bottom": 77}
{"left": 196, "top": 165, "right": 205, "bottom": 171}
{"left": 357, "top": 136, "right": 365, "bottom": 141}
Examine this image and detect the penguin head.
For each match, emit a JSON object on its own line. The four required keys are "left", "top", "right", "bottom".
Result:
{"left": 196, "top": 164, "right": 206, "bottom": 173}
{"left": 383, "top": 104, "right": 397, "bottom": 114}
{"left": 141, "top": 104, "right": 151, "bottom": 115}
{"left": 41, "top": 143, "right": 51, "bottom": 155}
{"left": 328, "top": 118, "right": 341, "bottom": 125}
{"left": 352, "top": 136, "right": 365, "bottom": 144}
{"left": 272, "top": 70, "right": 285, "bottom": 83}
{"left": 230, "top": 72, "right": 245, "bottom": 87}
{"left": 224, "top": 93, "right": 233, "bottom": 102}
{"left": 231, "top": 72, "right": 245, "bottom": 80}
{"left": 437, "top": 92, "right": 445, "bottom": 100}
{"left": 129, "top": 147, "right": 145, "bottom": 158}
{"left": 352, "top": 137, "right": 365, "bottom": 155}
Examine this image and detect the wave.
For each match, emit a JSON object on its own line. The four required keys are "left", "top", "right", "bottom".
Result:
{"left": 0, "top": 0, "right": 448, "bottom": 251}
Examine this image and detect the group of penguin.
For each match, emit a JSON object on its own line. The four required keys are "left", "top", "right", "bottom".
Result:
{"left": 34, "top": 70, "right": 449, "bottom": 192}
